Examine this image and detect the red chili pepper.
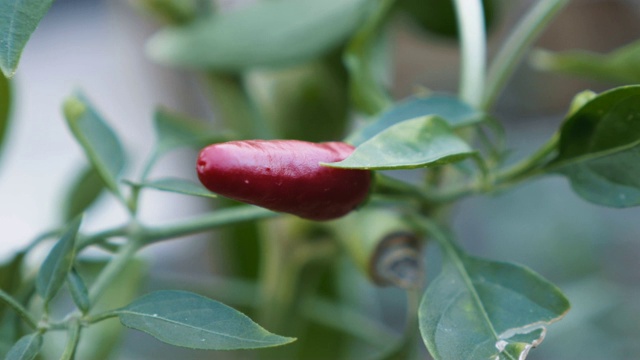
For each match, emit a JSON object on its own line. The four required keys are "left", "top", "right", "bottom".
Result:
{"left": 197, "top": 140, "right": 371, "bottom": 220}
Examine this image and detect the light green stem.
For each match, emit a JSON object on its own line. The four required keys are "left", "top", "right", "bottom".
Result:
{"left": 142, "top": 206, "right": 278, "bottom": 245}
{"left": 60, "top": 319, "right": 81, "bottom": 360}
{"left": 482, "top": 0, "right": 571, "bottom": 110}
{"left": 453, "top": 0, "right": 486, "bottom": 108}
{"left": 88, "top": 239, "right": 140, "bottom": 304}
{"left": 0, "top": 288, "right": 38, "bottom": 329}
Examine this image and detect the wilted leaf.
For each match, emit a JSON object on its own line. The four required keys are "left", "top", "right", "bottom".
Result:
{"left": 117, "top": 290, "right": 295, "bottom": 350}
{"left": 0, "top": 0, "right": 54, "bottom": 77}
{"left": 328, "top": 116, "right": 474, "bottom": 170}
{"left": 146, "top": 0, "right": 372, "bottom": 71}
{"left": 549, "top": 85, "right": 640, "bottom": 207}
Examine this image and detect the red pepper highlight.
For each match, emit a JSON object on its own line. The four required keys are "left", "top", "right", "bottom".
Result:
{"left": 197, "top": 140, "right": 371, "bottom": 220}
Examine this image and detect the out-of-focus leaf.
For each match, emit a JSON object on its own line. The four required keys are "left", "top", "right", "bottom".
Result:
{"left": 348, "top": 94, "right": 483, "bottom": 146}
{"left": 344, "top": 0, "right": 393, "bottom": 115}
{"left": 5, "top": 333, "right": 42, "bottom": 360}
{"left": 146, "top": 0, "right": 372, "bottom": 71}
{"left": 124, "top": 178, "right": 216, "bottom": 198}
{"left": 67, "top": 268, "right": 90, "bottom": 314}
{"left": 117, "top": 290, "right": 295, "bottom": 350}
{"left": 327, "top": 116, "right": 474, "bottom": 170}
{"left": 0, "top": 0, "right": 54, "bottom": 77}
{"left": 419, "top": 246, "right": 570, "bottom": 360}
{"left": 245, "top": 60, "right": 349, "bottom": 142}
{"left": 0, "top": 252, "right": 24, "bottom": 319}
{"left": 549, "top": 86, "right": 640, "bottom": 207}
{"left": 36, "top": 217, "right": 82, "bottom": 306}
{"left": 153, "top": 107, "right": 227, "bottom": 155}
{"left": 0, "top": 74, "right": 11, "bottom": 159}
{"left": 131, "top": 0, "right": 209, "bottom": 25}
{"left": 62, "top": 166, "right": 105, "bottom": 222}
{"left": 399, "top": 0, "right": 498, "bottom": 39}
{"left": 532, "top": 40, "right": 640, "bottom": 84}
{"left": 63, "top": 93, "right": 126, "bottom": 201}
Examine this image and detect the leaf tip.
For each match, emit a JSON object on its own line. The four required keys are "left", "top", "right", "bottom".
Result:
{"left": 63, "top": 97, "right": 87, "bottom": 123}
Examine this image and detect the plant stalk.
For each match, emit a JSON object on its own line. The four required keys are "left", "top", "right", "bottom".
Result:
{"left": 453, "top": 0, "right": 487, "bottom": 108}
{"left": 482, "top": 0, "right": 571, "bottom": 110}
{"left": 0, "top": 289, "right": 38, "bottom": 329}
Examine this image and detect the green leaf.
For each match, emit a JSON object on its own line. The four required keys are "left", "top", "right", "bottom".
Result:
{"left": 0, "top": 74, "right": 11, "bottom": 159}
{"left": 532, "top": 40, "right": 640, "bottom": 84}
{"left": 153, "top": 107, "right": 227, "bottom": 155}
{"left": 0, "top": 252, "right": 24, "bottom": 319}
{"left": 348, "top": 94, "right": 483, "bottom": 146}
{"left": 419, "top": 247, "right": 570, "bottom": 360}
{"left": 146, "top": 0, "right": 372, "bottom": 71}
{"left": 117, "top": 290, "right": 295, "bottom": 350}
{"left": 0, "top": 0, "right": 54, "bottom": 77}
{"left": 5, "top": 333, "right": 42, "bottom": 360}
{"left": 328, "top": 116, "right": 474, "bottom": 170}
{"left": 549, "top": 85, "right": 640, "bottom": 207}
{"left": 62, "top": 166, "right": 105, "bottom": 222}
{"left": 124, "top": 178, "right": 217, "bottom": 199}
{"left": 67, "top": 268, "right": 90, "bottom": 314}
{"left": 63, "top": 93, "right": 126, "bottom": 200}
{"left": 344, "top": 0, "right": 393, "bottom": 115}
{"left": 36, "top": 217, "right": 82, "bottom": 305}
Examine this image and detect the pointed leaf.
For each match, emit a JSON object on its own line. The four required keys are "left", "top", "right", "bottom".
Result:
{"left": 117, "top": 290, "right": 295, "bottom": 350}
{"left": 348, "top": 94, "right": 484, "bottom": 146}
{"left": 0, "top": 74, "right": 11, "bottom": 159}
{"left": 419, "top": 248, "right": 570, "bottom": 360}
{"left": 67, "top": 268, "right": 90, "bottom": 314}
{"left": 328, "top": 116, "right": 474, "bottom": 170}
{"left": 153, "top": 107, "right": 227, "bottom": 155}
{"left": 124, "top": 178, "right": 217, "bottom": 199}
{"left": 532, "top": 40, "right": 640, "bottom": 84}
{"left": 146, "top": 0, "right": 372, "bottom": 71}
{"left": 62, "top": 166, "right": 105, "bottom": 222}
{"left": 63, "top": 93, "right": 126, "bottom": 200}
{"left": 36, "top": 217, "right": 82, "bottom": 305}
{"left": 0, "top": 0, "right": 54, "bottom": 77}
{"left": 549, "top": 85, "right": 640, "bottom": 207}
{"left": 5, "top": 333, "right": 42, "bottom": 360}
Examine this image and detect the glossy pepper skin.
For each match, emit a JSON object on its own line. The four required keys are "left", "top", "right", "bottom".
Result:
{"left": 197, "top": 140, "right": 371, "bottom": 220}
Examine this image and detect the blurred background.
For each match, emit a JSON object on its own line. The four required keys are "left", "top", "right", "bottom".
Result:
{"left": 1, "top": 0, "right": 640, "bottom": 359}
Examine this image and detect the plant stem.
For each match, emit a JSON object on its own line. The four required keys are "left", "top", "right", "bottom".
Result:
{"left": 495, "top": 132, "right": 559, "bottom": 184}
{"left": 77, "top": 225, "right": 129, "bottom": 250}
{"left": 83, "top": 309, "right": 120, "bottom": 324}
{"left": 60, "top": 319, "right": 81, "bottom": 360}
{"left": 0, "top": 289, "right": 38, "bottom": 329}
{"left": 482, "top": 0, "right": 571, "bottom": 110}
{"left": 142, "top": 205, "right": 278, "bottom": 245}
{"left": 88, "top": 239, "right": 140, "bottom": 305}
{"left": 453, "top": 0, "right": 486, "bottom": 108}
